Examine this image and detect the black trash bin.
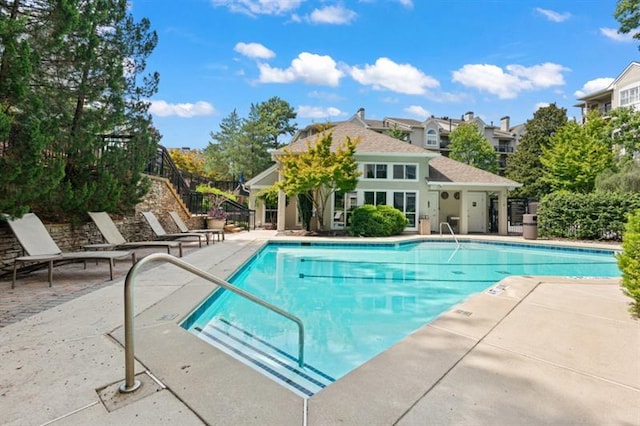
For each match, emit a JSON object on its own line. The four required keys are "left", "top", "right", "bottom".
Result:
{"left": 523, "top": 214, "right": 538, "bottom": 240}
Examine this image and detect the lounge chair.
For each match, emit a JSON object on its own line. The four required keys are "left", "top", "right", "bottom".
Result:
{"left": 168, "top": 211, "right": 224, "bottom": 243}
{"left": 141, "top": 212, "right": 208, "bottom": 247}
{"left": 5, "top": 213, "right": 134, "bottom": 288}
{"left": 87, "top": 211, "right": 183, "bottom": 257}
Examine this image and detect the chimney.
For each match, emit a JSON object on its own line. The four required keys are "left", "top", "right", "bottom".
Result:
{"left": 357, "top": 107, "right": 365, "bottom": 120}
{"left": 464, "top": 111, "right": 474, "bottom": 121}
{"left": 500, "top": 116, "right": 510, "bottom": 131}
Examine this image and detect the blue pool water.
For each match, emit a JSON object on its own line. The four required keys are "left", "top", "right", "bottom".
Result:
{"left": 182, "top": 240, "right": 620, "bottom": 396}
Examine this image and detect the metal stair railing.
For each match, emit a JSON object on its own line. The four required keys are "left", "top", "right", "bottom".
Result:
{"left": 119, "top": 253, "right": 305, "bottom": 393}
{"left": 439, "top": 221, "right": 460, "bottom": 247}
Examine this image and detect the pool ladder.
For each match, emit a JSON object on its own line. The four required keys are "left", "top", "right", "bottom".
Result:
{"left": 439, "top": 222, "right": 460, "bottom": 248}
{"left": 118, "top": 253, "right": 305, "bottom": 394}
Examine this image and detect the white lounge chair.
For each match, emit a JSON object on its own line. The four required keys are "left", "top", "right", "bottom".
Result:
{"left": 141, "top": 212, "right": 207, "bottom": 247}
{"left": 168, "top": 211, "right": 224, "bottom": 243}
{"left": 87, "top": 211, "right": 183, "bottom": 257}
{"left": 6, "top": 213, "right": 134, "bottom": 288}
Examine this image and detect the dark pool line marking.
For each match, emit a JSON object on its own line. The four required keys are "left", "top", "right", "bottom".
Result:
{"left": 298, "top": 273, "right": 496, "bottom": 282}
{"left": 299, "top": 258, "right": 614, "bottom": 267}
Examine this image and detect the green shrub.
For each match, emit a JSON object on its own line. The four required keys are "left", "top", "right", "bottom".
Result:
{"left": 349, "top": 204, "right": 408, "bottom": 237}
{"left": 538, "top": 191, "right": 640, "bottom": 240}
{"left": 618, "top": 210, "right": 640, "bottom": 317}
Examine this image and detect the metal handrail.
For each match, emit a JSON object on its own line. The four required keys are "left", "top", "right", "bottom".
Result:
{"left": 119, "top": 253, "right": 305, "bottom": 393}
{"left": 439, "top": 222, "right": 460, "bottom": 247}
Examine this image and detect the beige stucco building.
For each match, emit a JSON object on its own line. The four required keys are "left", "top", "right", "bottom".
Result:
{"left": 246, "top": 122, "right": 521, "bottom": 235}
{"left": 576, "top": 61, "right": 640, "bottom": 120}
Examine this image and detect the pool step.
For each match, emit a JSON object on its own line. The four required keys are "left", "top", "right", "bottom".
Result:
{"left": 194, "top": 319, "right": 334, "bottom": 398}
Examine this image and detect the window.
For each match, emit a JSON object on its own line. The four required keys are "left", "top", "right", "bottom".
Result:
{"left": 393, "top": 164, "right": 417, "bottom": 180}
{"left": 620, "top": 85, "right": 640, "bottom": 107}
{"left": 333, "top": 191, "right": 357, "bottom": 228}
{"left": 364, "top": 191, "right": 387, "bottom": 205}
{"left": 426, "top": 129, "right": 437, "bottom": 146}
{"left": 393, "top": 191, "right": 417, "bottom": 227}
{"left": 364, "top": 164, "right": 387, "bottom": 179}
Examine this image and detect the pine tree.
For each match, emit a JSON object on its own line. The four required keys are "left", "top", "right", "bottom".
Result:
{"left": 506, "top": 104, "right": 568, "bottom": 199}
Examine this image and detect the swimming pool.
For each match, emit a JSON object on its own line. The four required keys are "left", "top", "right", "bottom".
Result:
{"left": 182, "top": 240, "right": 620, "bottom": 397}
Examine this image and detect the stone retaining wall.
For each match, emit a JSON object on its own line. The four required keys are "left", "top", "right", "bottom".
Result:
{"left": 0, "top": 176, "right": 207, "bottom": 275}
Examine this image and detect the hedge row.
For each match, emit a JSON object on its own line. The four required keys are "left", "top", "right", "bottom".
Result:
{"left": 618, "top": 210, "right": 640, "bottom": 317}
{"left": 538, "top": 191, "right": 640, "bottom": 241}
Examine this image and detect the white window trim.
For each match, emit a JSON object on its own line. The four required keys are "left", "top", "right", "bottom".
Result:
{"left": 358, "top": 190, "right": 418, "bottom": 230}
{"left": 619, "top": 82, "right": 640, "bottom": 107}
{"left": 425, "top": 129, "right": 438, "bottom": 147}
{"left": 361, "top": 162, "right": 419, "bottom": 182}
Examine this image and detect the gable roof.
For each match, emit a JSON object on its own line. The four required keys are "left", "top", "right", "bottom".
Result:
{"left": 577, "top": 61, "right": 640, "bottom": 103}
{"left": 276, "top": 122, "right": 438, "bottom": 156}
{"left": 429, "top": 156, "right": 521, "bottom": 187}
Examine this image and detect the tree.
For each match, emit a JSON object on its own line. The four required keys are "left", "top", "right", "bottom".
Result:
{"left": 276, "top": 132, "right": 360, "bottom": 231}
{"left": 169, "top": 148, "right": 211, "bottom": 177}
{"left": 449, "top": 123, "right": 499, "bottom": 173}
{"left": 540, "top": 116, "right": 613, "bottom": 193}
{"left": 255, "top": 96, "right": 297, "bottom": 150}
{"left": 205, "top": 109, "right": 243, "bottom": 179}
{"left": 386, "top": 124, "right": 407, "bottom": 141}
{"left": 615, "top": 0, "right": 640, "bottom": 48}
{"left": 0, "top": 0, "right": 160, "bottom": 221}
{"left": 0, "top": 0, "right": 65, "bottom": 217}
{"left": 596, "top": 159, "right": 640, "bottom": 193}
{"left": 506, "top": 104, "right": 568, "bottom": 199}
{"left": 205, "top": 98, "right": 297, "bottom": 181}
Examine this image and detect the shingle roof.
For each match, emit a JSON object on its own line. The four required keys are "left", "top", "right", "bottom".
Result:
{"left": 276, "top": 122, "right": 433, "bottom": 155}
{"left": 429, "top": 156, "right": 520, "bottom": 186}
{"left": 276, "top": 121, "right": 521, "bottom": 188}
{"left": 386, "top": 118, "right": 424, "bottom": 128}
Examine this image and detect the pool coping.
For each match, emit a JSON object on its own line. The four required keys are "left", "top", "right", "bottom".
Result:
{"left": 106, "top": 234, "right": 637, "bottom": 425}
{"left": 3, "top": 232, "right": 635, "bottom": 425}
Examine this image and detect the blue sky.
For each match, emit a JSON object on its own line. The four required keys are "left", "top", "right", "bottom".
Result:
{"left": 131, "top": 0, "right": 638, "bottom": 150}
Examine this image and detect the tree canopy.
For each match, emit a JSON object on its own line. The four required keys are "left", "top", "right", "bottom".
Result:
{"left": 0, "top": 0, "right": 159, "bottom": 220}
{"left": 540, "top": 116, "right": 613, "bottom": 193}
{"left": 276, "top": 132, "right": 360, "bottom": 231}
{"left": 205, "top": 97, "right": 297, "bottom": 181}
{"left": 449, "top": 123, "right": 499, "bottom": 173}
{"left": 615, "top": 0, "right": 640, "bottom": 48}
{"left": 506, "top": 104, "right": 568, "bottom": 199}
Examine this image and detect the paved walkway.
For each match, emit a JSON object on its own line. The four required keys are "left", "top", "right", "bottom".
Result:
{"left": 0, "top": 244, "right": 203, "bottom": 328}
{"left": 0, "top": 232, "right": 637, "bottom": 425}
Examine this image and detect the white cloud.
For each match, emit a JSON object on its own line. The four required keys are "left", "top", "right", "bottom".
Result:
{"left": 309, "top": 5, "right": 357, "bottom": 24}
{"left": 211, "top": 0, "right": 302, "bottom": 16}
{"left": 297, "top": 105, "right": 346, "bottom": 119}
{"left": 257, "top": 52, "right": 344, "bottom": 86}
{"left": 535, "top": 8, "right": 571, "bottom": 23}
{"left": 234, "top": 42, "right": 275, "bottom": 59}
{"left": 451, "top": 63, "right": 569, "bottom": 99}
{"left": 535, "top": 102, "right": 550, "bottom": 111}
{"left": 574, "top": 77, "right": 614, "bottom": 98}
{"left": 600, "top": 27, "right": 638, "bottom": 42}
{"left": 404, "top": 105, "right": 430, "bottom": 119}
{"left": 149, "top": 100, "right": 215, "bottom": 117}
{"left": 349, "top": 57, "right": 439, "bottom": 95}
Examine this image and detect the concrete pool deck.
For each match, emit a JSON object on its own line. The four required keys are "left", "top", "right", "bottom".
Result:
{"left": 0, "top": 232, "right": 638, "bottom": 425}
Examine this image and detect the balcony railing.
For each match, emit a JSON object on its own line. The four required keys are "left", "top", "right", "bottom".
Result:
{"left": 494, "top": 145, "right": 514, "bottom": 153}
